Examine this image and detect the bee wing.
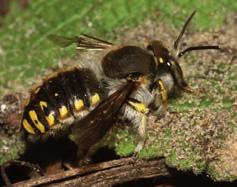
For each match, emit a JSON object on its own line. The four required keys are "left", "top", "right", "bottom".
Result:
{"left": 70, "top": 81, "right": 139, "bottom": 159}
{"left": 47, "top": 35, "right": 78, "bottom": 47}
{"left": 77, "top": 34, "right": 113, "bottom": 50}
{"left": 48, "top": 34, "right": 113, "bottom": 50}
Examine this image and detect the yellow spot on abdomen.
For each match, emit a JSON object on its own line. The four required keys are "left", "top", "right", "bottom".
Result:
{"left": 59, "top": 105, "right": 68, "bottom": 118}
{"left": 22, "top": 119, "right": 35, "bottom": 134}
{"left": 39, "top": 101, "right": 47, "bottom": 111}
{"left": 74, "top": 99, "right": 84, "bottom": 111}
{"left": 128, "top": 101, "right": 148, "bottom": 113}
{"left": 39, "top": 101, "right": 55, "bottom": 127}
{"left": 29, "top": 110, "right": 45, "bottom": 133}
{"left": 46, "top": 113, "right": 55, "bottom": 126}
{"left": 91, "top": 93, "right": 100, "bottom": 106}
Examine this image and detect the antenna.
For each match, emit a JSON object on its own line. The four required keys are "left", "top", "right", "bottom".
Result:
{"left": 173, "top": 10, "right": 221, "bottom": 57}
{"left": 178, "top": 45, "right": 220, "bottom": 58}
{"left": 173, "top": 10, "right": 196, "bottom": 50}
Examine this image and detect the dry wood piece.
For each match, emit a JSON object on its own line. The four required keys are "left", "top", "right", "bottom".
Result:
{"left": 13, "top": 157, "right": 169, "bottom": 187}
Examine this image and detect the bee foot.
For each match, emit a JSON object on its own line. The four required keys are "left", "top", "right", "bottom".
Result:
{"left": 78, "top": 157, "right": 92, "bottom": 167}
{"left": 62, "top": 162, "right": 76, "bottom": 170}
{"left": 133, "top": 141, "right": 144, "bottom": 157}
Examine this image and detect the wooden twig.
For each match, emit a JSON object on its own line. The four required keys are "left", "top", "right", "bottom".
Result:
{"left": 13, "top": 157, "right": 169, "bottom": 187}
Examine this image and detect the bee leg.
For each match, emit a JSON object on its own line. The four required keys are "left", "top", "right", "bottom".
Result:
{"left": 76, "top": 148, "right": 90, "bottom": 166}
{"left": 134, "top": 113, "right": 147, "bottom": 154}
{"left": 62, "top": 162, "right": 74, "bottom": 170}
{"left": 156, "top": 79, "right": 168, "bottom": 118}
{"left": 76, "top": 145, "right": 100, "bottom": 167}
{"left": 182, "top": 85, "right": 199, "bottom": 95}
{"left": 127, "top": 100, "right": 149, "bottom": 155}
{"left": 78, "top": 156, "right": 92, "bottom": 166}
{"left": 78, "top": 141, "right": 105, "bottom": 166}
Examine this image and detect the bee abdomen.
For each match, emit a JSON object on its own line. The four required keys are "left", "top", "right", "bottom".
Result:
{"left": 22, "top": 68, "right": 103, "bottom": 138}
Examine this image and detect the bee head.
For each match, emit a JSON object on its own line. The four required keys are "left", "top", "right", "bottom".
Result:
{"left": 147, "top": 11, "right": 220, "bottom": 95}
{"left": 147, "top": 40, "right": 188, "bottom": 93}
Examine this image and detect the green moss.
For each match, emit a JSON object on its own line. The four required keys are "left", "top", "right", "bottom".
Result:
{"left": 228, "top": 74, "right": 237, "bottom": 81}
{"left": 114, "top": 129, "right": 136, "bottom": 157}
{"left": 198, "top": 98, "right": 213, "bottom": 108}
{"left": 208, "top": 162, "right": 237, "bottom": 182}
{"left": 217, "top": 63, "right": 227, "bottom": 70}
{"left": 222, "top": 97, "right": 233, "bottom": 109}
{"left": 0, "top": 134, "right": 26, "bottom": 165}
{"left": 233, "top": 85, "right": 237, "bottom": 91}
{"left": 166, "top": 151, "right": 178, "bottom": 167}
{"left": 194, "top": 161, "right": 207, "bottom": 174}
{"left": 171, "top": 100, "right": 196, "bottom": 112}
{"left": 207, "top": 164, "right": 222, "bottom": 181}
{"left": 138, "top": 144, "right": 163, "bottom": 159}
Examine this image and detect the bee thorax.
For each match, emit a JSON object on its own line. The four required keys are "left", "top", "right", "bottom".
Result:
{"left": 107, "top": 79, "right": 153, "bottom": 128}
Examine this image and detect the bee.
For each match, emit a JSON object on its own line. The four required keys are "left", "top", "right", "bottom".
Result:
{"left": 22, "top": 10, "right": 220, "bottom": 162}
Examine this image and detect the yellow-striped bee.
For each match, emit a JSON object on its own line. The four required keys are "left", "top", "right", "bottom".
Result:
{"left": 22, "top": 10, "right": 220, "bottom": 162}
{"left": 22, "top": 68, "right": 105, "bottom": 141}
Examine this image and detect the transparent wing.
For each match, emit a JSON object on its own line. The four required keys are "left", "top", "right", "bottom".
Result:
{"left": 47, "top": 35, "right": 78, "bottom": 47}
{"left": 48, "top": 34, "right": 113, "bottom": 50}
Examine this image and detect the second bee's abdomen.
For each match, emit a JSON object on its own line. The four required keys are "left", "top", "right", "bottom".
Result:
{"left": 22, "top": 68, "right": 102, "bottom": 137}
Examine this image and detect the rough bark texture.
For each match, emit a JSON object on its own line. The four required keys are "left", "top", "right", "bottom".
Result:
{"left": 13, "top": 157, "right": 169, "bottom": 187}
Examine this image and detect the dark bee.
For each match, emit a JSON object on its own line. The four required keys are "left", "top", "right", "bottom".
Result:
{"left": 23, "top": 11, "right": 220, "bottom": 160}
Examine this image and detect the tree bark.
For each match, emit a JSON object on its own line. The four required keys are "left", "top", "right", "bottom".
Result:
{"left": 13, "top": 157, "right": 169, "bottom": 187}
